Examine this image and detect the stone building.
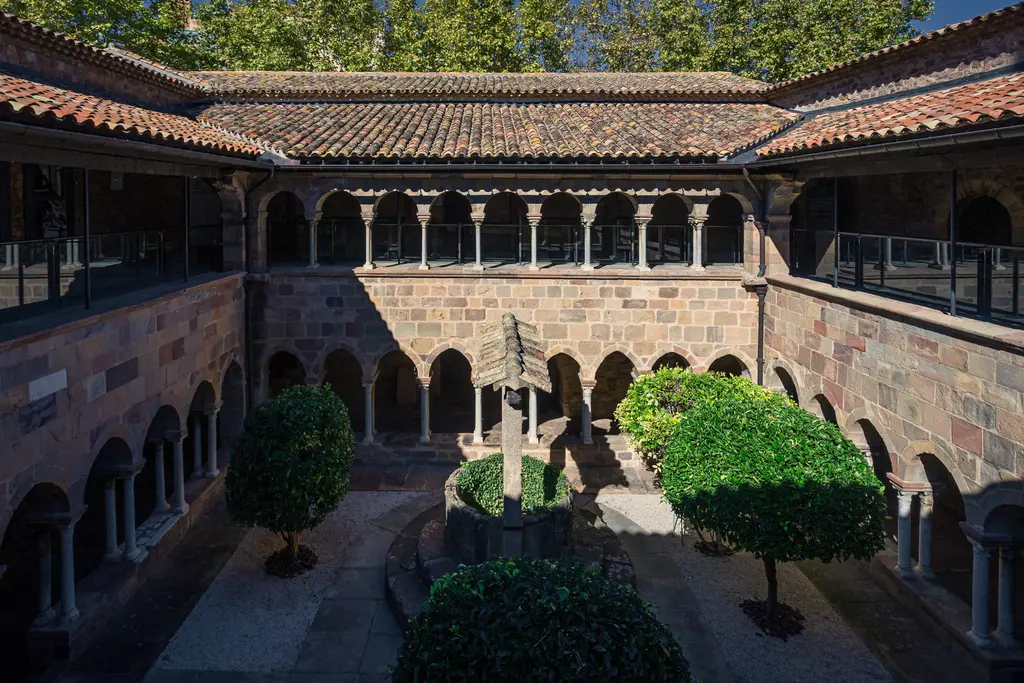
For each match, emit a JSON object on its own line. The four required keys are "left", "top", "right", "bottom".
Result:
{"left": 0, "top": 3, "right": 1023, "bottom": 681}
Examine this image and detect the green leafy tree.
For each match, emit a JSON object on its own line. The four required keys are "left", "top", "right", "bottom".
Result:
{"left": 577, "top": 0, "right": 659, "bottom": 71}
{"left": 659, "top": 374, "right": 887, "bottom": 625}
{"left": 382, "top": 0, "right": 423, "bottom": 71}
{"left": 226, "top": 384, "right": 356, "bottom": 575}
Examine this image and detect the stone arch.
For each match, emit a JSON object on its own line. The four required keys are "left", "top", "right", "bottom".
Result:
{"left": 701, "top": 349, "right": 753, "bottom": 378}
{"left": 267, "top": 350, "right": 307, "bottom": 399}
{"left": 540, "top": 352, "right": 583, "bottom": 430}
{"left": 311, "top": 340, "right": 363, "bottom": 381}
{"left": 429, "top": 349, "right": 475, "bottom": 433}
{"left": 899, "top": 440, "right": 971, "bottom": 496}
{"left": 845, "top": 411, "right": 896, "bottom": 535}
{"left": 317, "top": 189, "right": 365, "bottom": 264}
{"left": 706, "top": 194, "right": 745, "bottom": 265}
{"left": 649, "top": 349, "right": 695, "bottom": 372}
{"left": 220, "top": 361, "right": 245, "bottom": 449}
{"left": 481, "top": 192, "right": 529, "bottom": 264}
{"left": 649, "top": 194, "right": 692, "bottom": 264}
{"left": 544, "top": 345, "right": 585, "bottom": 370}
{"left": 323, "top": 348, "right": 366, "bottom": 431}
{"left": 981, "top": 502, "right": 1024, "bottom": 542}
{"left": 592, "top": 351, "right": 636, "bottom": 429}
{"left": 76, "top": 436, "right": 139, "bottom": 580}
{"left": 970, "top": 484, "right": 1024, "bottom": 531}
{"left": 374, "top": 350, "right": 420, "bottom": 434}
{"left": 422, "top": 340, "right": 476, "bottom": 379}
{"left": 538, "top": 192, "right": 584, "bottom": 265}
{"left": 809, "top": 393, "right": 839, "bottom": 425}
{"left": 265, "top": 190, "right": 309, "bottom": 267}
{"left": 584, "top": 344, "right": 644, "bottom": 381}
{"left": 373, "top": 191, "right": 420, "bottom": 263}
{"left": 428, "top": 191, "right": 474, "bottom": 263}
{"left": 766, "top": 358, "right": 800, "bottom": 404}
{"left": 593, "top": 192, "right": 638, "bottom": 265}
{"left": 958, "top": 194, "right": 1013, "bottom": 246}
{"left": 956, "top": 177, "right": 1024, "bottom": 244}
{"left": 189, "top": 380, "right": 217, "bottom": 413}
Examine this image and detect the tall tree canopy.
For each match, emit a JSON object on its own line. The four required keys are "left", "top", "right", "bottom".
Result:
{"left": 2, "top": 0, "right": 934, "bottom": 81}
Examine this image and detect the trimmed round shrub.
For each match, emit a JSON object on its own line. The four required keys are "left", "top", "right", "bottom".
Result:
{"left": 456, "top": 452, "right": 570, "bottom": 517}
{"left": 660, "top": 374, "right": 886, "bottom": 623}
{"left": 615, "top": 368, "right": 761, "bottom": 476}
{"left": 226, "top": 383, "right": 355, "bottom": 573}
{"left": 392, "top": 557, "right": 692, "bottom": 683}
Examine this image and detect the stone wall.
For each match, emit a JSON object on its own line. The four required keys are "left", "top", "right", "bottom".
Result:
{"left": 0, "top": 274, "right": 245, "bottom": 538}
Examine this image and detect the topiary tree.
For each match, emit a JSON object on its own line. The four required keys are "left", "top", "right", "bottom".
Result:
{"left": 226, "top": 383, "right": 355, "bottom": 577}
{"left": 456, "top": 452, "right": 571, "bottom": 517}
{"left": 392, "top": 557, "right": 692, "bottom": 683}
{"left": 660, "top": 374, "right": 886, "bottom": 635}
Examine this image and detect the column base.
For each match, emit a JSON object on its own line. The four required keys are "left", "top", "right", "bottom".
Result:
{"left": 33, "top": 607, "right": 56, "bottom": 626}
{"left": 994, "top": 631, "right": 1020, "bottom": 649}
{"left": 362, "top": 262, "right": 376, "bottom": 271}
{"left": 61, "top": 608, "right": 80, "bottom": 625}
{"left": 636, "top": 265, "right": 651, "bottom": 272}
{"left": 103, "top": 547, "right": 124, "bottom": 563}
{"left": 418, "top": 263, "right": 430, "bottom": 271}
{"left": 966, "top": 628, "right": 995, "bottom": 649}
{"left": 155, "top": 502, "right": 171, "bottom": 514}
{"left": 172, "top": 503, "right": 190, "bottom": 516}
{"left": 580, "top": 264, "right": 595, "bottom": 271}
{"left": 528, "top": 436, "right": 539, "bottom": 445}
{"left": 873, "top": 264, "right": 897, "bottom": 271}
{"left": 914, "top": 565, "right": 937, "bottom": 581}
{"left": 470, "top": 264, "right": 485, "bottom": 272}
{"left": 472, "top": 435, "right": 483, "bottom": 445}
{"left": 123, "top": 546, "right": 147, "bottom": 564}
{"left": 691, "top": 264, "right": 706, "bottom": 272}
{"left": 205, "top": 469, "right": 220, "bottom": 479}
{"left": 306, "top": 263, "right": 320, "bottom": 270}
{"left": 528, "top": 265, "right": 540, "bottom": 271}
{"left": 582, "top": 436, "right": 593, "bottom": 445}
{"left": 928, "top": 263, "right": 951, "bottom": 271}
{"left": 894, "top": 564, "right": 916, "bottom": 580}
{"left": 419, "top": 435, "right": 431, "bottom": 444}
{"left": 362, "top": 436, "right": 377, "bottom": 445}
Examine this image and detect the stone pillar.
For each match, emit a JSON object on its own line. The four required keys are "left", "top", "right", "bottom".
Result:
{"left": 362, "top": 381, "right": 375, "bottom": 443}
{"left": 895, "top": 490, "right": 915, "bottom": 578}
{"left": 528, "top": 386, "right": 538, "bottom": 444}
{"left": 917, "top": 490, "right": 935, "bottom": 579}
{"left": 691, "top": 218, "right": 706, "bottom": 271}
{"left": 191, "top": 412, "right": 203, "bottom": 479}
{"left": 966, "top": 537, "right": 994, "bottom": 648}
{"left": 636, "top": 218, "right": 650, "bottom": 271}
{"left": 501, "top": 387, "right": 524, "bottom": 557}
{"left": 170, "top": 431, "right": 188, "bottom": 515}
{"left": 122, "top": 472, "right": 143, "bottom": 562}
{"left": 419, "top": 218, "right": 430, "bottom": 271}
{"left": 529, "top": 219, "right": 539, "bottom": 270}
{"left": 582, "top": 219, "right": 594, "bottom": 270}
{"left": 307, "top": 212, "right": 319, "bottom": 269}
{"left": 103, "top": 479, "right": 120, "bottom": 560}
{"left": 419, "top": 380, "right": 431, "bottom": 443}
{"left": 996, "top": 546, "right": 1018, "bottom": 648}
{"left": 34, "top": 530, "right": 54, "bottom": 625}
{"left": 59, "top": 521, "right": 79, "bottom": 623}
{"left": 581, "top": 386, "right": 593, "bottom": 445}
{"left": 153, "top": 441, "right": 168, "bottom": 513}
{"left": 473, "top": 385, "right": 483, "bottom": 444}
{"left": 362, "top": 207, "right": 375, "bottom": 270}
{"left": 473, "top": 219, "right": 483, "bottom": 270}
{"left": 205, "top": 409, "right": 219, "bottom": 477}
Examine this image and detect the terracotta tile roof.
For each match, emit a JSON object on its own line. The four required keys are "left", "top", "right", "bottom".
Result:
{"left": 758, "top": 71, "right": 1024, "bottom": 157}
{"left": 187, "top": 71, "right": 770, "bottom": 102}
{"left": 0, "top": 12, "right": 205, "bottom": 95}
{"left": 0, "top": 71, "right": 263, "bottom": 157}
{"left": 196, "top": 100, "right": 796, "bottom": 160}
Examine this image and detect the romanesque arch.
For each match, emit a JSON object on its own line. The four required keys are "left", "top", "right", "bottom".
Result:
{"left": 538, "top": 192, "right": 583, "bottom": 265}
{"left": 324, "top": 349, "right": 366, "bottom": 431}
{"left": 593, "top": 192, "right": 637, "bottom": 265}
{"left": 319, "top": 190, "right": 364, "bottom": 264}
{"left": 706, "top": 194, "right": 744, "bottom": 265}
{"left": 959, "top": 195, "right": 1013, "bottom": 246}
{"left": 809, "top": 393, "right": 839, "bottom": 425}
{"left": 649, "top": 194, "right": 691, "bottom": 265}
{"left": 373, "top": 191, "right": 420, "bottom": 264}
{"left": 374, "top": 350, "right": 420, "bottom": 434}
{"left": 189, "top": 178, "right": 224, "bottom": 273}
{"left": 77, "top": 437, "right": 137, "bottom": 582}
{"left": 592, "top": 351, "right": 636, "bottom": 432}
{"left": 770, "top": 364, "right": 799, "bottom": 404}
{"left": 541, "top": 353, "right": 583, "bottom": 432}
{"left": 651, "top": 352, "right": 690, "bottom": 372}
{"left": 220, "top": 362, "right": 245, "bottom": 450}
{"left": 429, "top": 349, "right": 474, "bottom": 434}
{"left": 706, "top": 352, "right": 750, "bottom": 378}
{"left": 267, "top": 351, "right": 307, "bottom": 398}
{"left": 266, "top": 191, "right": 308, "bottom": 267}
{"left": 428, "top": 191, "right": 474, "bottom": 264}
{"left": 482, "top": 192, "right": 528, "bottom": 264}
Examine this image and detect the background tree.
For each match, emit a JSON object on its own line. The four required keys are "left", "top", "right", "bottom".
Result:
{"left": 659, "top": 375, "right": 886, "bottom": 635}
{"left": 226, "top": 384, "right": 356, "bottom": 577}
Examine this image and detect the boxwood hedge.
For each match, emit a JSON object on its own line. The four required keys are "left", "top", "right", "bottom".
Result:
{"left": 456, "top": 452, "right": 571, "bottom": 517}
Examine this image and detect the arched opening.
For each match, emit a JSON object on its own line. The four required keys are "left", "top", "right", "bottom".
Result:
{"left": 0, "top": 484, "right": 70, "bottom": 682}
{"left": 268, "top": 351, "right": 306, "bottom": 399}
{"left": 959, "top": 195, "right": 1012, "bottom": 246}
{"left": 538, "top": 193, "right": 583, "bottom": 265}
{"left": 136, "top": 406, "right": 180, "bottom": 525}
{"left": 539, "top": 354, "right": 583, "bottom": 436}
{"left": 770, "top": 367, "right": 799, "bottom": 403}
{"left": 648, "top": 195, "right": 691, "bottom": 265}
{"left": 76, "top": 437, "right": 136, "bottom": 582}
{"left": 428, "top": 192, "right": 473, "bottom": 264}
{"left": 266, "top": 192, "right": 308, "bottom": 268}
{"left": 188, "top": 178, "right": 223, "bottom": 274}
{"left": 373, "top": 192, "right": 420, "bottom": 264}
{"left": 810, "top": 394, "right": 838, "bottom": 425}
{"left": 324, "top": 349, "right": 365, "bottom": 431}
{"left": 851, "top": 419, "right": 894, "bottom": 537}
{"left": 185, "top": 381, "right": 217, "bottom": 479}
{"left": 319, "top": 191, "right": 364, "bottom": 265}
{"left": 652, "top": 352, "right": 689, "bottom": 372}
{"left": 374, "top": 351, "right": 420, "bottom": 434}
{"left": 481, "top": 193, "right": 528, "bottom": 265}
{"left": 593, "top": 193, "right": 636, "bottom": 265}
{"left": 706, "top": 195, "right": 744, "bottom": 265}
{"left": 917, "top": 455, "right": 971, "bottom": 607}
{"left": 592, "top": 352, "right": 635, "bottom": 434}
{"left": 707, "top": 354, "right": 749, "bottom": 378}
{"left": 220, "top": 362, "right": 245, "bottom": 452}
{"left": 429, "top": 350, "right": 474, "bottom": 433}
{"left": 983, "top": 504, "right": 1024, "bottom": 633}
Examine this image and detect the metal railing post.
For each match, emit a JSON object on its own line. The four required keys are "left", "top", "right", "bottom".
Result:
{"left": 854, "top": 235, "right": 864, "bottom": 288}
{"left": 184, "top": 177, "right": 190, "bottom": 282}
{"left": 1013, "top": 255, "right": 1020, "bottom": 317}
{"left": 950, "top": 170, "right": 958, "bottom": 317}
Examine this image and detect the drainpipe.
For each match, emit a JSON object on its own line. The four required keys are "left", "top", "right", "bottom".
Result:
{"left": 241, "top": 170, "right": 273, "bottom": 411}
{"left": 742, "top": 169, "right": 767, "bottom": 278}
{"left": 743, "top": 169, "right": 769, "bottom": 385}
{"left": 756, "top": 283, "right": 767, "bottom": 386}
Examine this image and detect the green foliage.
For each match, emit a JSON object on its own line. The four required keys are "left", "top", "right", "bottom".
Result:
{"left": 659, "top": 375, "right": 887, "bottom": 567}
{"left": 456, "top": 453, "right": 570, "bottom": 517}
{"left": 226, "top": 384, "right": 356, "bottom": 537}
{"left": 392, "top": 557, "right": 692, "bottom": 683}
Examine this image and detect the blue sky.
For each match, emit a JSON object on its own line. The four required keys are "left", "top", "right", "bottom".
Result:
{"left": 919, "top": 0, "right": 1013, "bottom": 31}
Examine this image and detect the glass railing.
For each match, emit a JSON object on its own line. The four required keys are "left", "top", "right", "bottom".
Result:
{"left": 646, "top": 224, "right": 692, "bottom": 265}
{"left": 792, "top": 229, "right": 1023, "bottom": 324}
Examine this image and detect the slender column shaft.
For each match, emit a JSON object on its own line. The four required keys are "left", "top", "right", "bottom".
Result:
{"left": 884, "top": 237, "right": 894, "bottom": 270}
{"left": 474, "top": 221, "right": 483, "bottom": 269}
{"left": 582, "top": 387, "right": 593, "bottom": 445}
{"left": 191, "top": 413, "right": 203, "bottom": 478}
{"left": 528, "top": 387, "right": 538, "bottom": 444}
{"left": 637, "top": 222, "right": 649, "bottom": 270}
{"left": 103, "top": 479, "right": 119, "bottom": 558}
{"left": 917, "top": 491, "right": 935, "bottom": 579}
{"left": 363, "top": 221, "right": 374, "bottom": 269}
{"left": 419, "top": 383, "right": 430, "bottom": 443}
{"left": 362, "top": 381, "right": 375, "bottom": 443}
{"left": 582, "top": 220, "right": 593, "bottom": 270}
{"left": 59, "top": 523, "right": 78, "bottom": 623}
{"left": 419, "top": 221, "right": 429, "bottom": 270}
{"left": 122, "top": 473, "right": 140, "bottom": 561}
{"left": 205, "top": 410, "right": 219, "bottom": 477}
{"left": 35, "top": 531, "right": 53, "bottom": 624}
{"left": 308, "top": 220, "right": 318, "bottom": 268}
{"left": 895, "top": 490, "right": 915, "bottom": 578}
{"left": 153, "top": 441, "right": 168, "bottom": 512}
{"left": 172, "top": 435, "right": 188, "bottom": 514}
{"left": 529, "top": 220, "right": 538, "bottom": 270}
{"left": 997, "top": 546, "right": 1017, "bottom": 646}
{"left": 967, "top": 537, "right": 993, "bottom": 647}
{"left": 473, "top": 386, "right": 483, "bottom": 444}
{"left": 692, "top": 220, "right": 705, "bottom": 270}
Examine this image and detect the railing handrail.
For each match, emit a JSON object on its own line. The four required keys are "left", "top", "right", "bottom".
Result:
{"left": 791, "top": 227, "right": 1022, "bottom": 251}
{"left": 0, "top": 227, "right": 183, "bottom": 248}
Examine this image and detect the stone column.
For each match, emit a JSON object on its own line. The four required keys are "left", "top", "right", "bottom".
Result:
{"left": 895, "top": 490, "right": 915, "bottom": 578}
{"left": 473, "top": 385, "right": 483, "bottom": 444}
{"left": 529, "top": 219, "right": 539, "bottom": 270}
{"left": 205, "top": 409, "right": 219, "bottom": 478}
{"left": 103, "top": 478, "right": 120, "bottom": 560}
{"left": 501, "top": 387, "right": 524, "bottom": 557}
{"left": 473, "top": 219, "right": 483, "bottom": 270}
{"left": 419, "top": 380, "right": 431, "bottom": 443}
{"left": 916, "top": 490, "right": 935, "bottom": 579}
{"left": 581, "top": 386, "right": 593, "bottom": 445}
{"left": 636, "top": 218, "right": 651, "bottom": 271}
{"left": 153, "top": 441, "right": 168, "bottom": 513}
{"left": 191, "top": 412, "right": 203, "bottom": 479}
{"left": 362, "top": 207, "right": 375, "bottom": 270}
{"left": 34, "top": 530, "right": 54, "bottom": 625}
{"left": 170, "top": 431, "right": 188, "bottom": 515}
{"left": 581, "top": 219, "right": 594, "bottom": 270}
{"left": 419, "top": 218, "right": 430, "bottom": 271}
{"left": 691, "top": 218, "right": 706, "bottom": 271}
{"left": 59, "top": 521, "right": 79, "bottom": 623}
{"left": 122, "top": 472, "right": 143, "bottom": 562}
{"left": 966, "top": 536, "right": 994, "bottom": 648}
{"left": 362, "top": 380, "right": 375, "bottom": 443}
{"left": 528, "top": 386, "right": 538, "bottom": 444}
{"left": 307, "top": 212, "right": 319, "bottom": 269}
{"left": 996, "top": 546, "right": 1018, "bottom": 647}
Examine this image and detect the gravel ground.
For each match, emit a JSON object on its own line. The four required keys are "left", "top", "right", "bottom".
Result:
{"left": 154, "top": 491, "right": 416, "bottom": 673}
{"left": 595, "top": 493, "right": 893, "bottom": 683}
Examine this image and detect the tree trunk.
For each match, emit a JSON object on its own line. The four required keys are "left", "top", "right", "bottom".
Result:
{"left": 763, "top": 556, "right": 778, "bottom": 622}
{"left": 287, "top": 532, "right": 300, "bottom": 560}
